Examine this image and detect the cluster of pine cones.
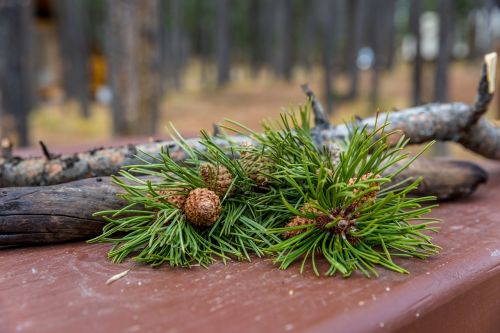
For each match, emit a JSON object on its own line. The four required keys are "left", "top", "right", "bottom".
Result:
{"left": 283, "top": 173, "right": 381, "bottom": 239}
{"left": 156, "top": 146, "right": 272, "bottom": 228}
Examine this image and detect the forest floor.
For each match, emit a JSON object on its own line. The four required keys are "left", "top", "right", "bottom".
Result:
{"left": 25, "top": 60, "right": 498, "bottom": 160}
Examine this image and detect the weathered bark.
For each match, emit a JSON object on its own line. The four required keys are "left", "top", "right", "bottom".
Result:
{"left": 0, "top": 177, "right": 124, "bottom": 246}
{"left": 0, "top": 56, "right": 497, "bottom": 187}
{"left": 388, "top": 159, "right": 487, "bottom": 201}
{"left": 0, "top": 157, "right": 487, "bottom": 246}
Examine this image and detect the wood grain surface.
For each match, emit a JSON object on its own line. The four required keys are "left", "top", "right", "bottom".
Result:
{"left": 1, "top": 163, "right": 500, "bottom": 333}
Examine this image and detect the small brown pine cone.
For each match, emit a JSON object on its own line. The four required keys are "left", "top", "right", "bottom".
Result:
{"left": 240, "top": 153, "right": 272, "bottom": 187}
{"left": 348, "top": 173, "right": 381, "bottom": 207}
{"left": 283, "top": 216, "right": 314, "bottom": 239}
{"left": 200, "top": 163, "right": 234, "bottom": 198}
{"left": 239, "top": 141, "right": 255, "bottom": 159}
{"left": 155, "top": 189, "right": 187, "bottom": 208}
{"left": 184, "top": 188, "right": 221, "bottom": 227}
{"left": 300, "top": 203, "right": 322, "bottom": 216}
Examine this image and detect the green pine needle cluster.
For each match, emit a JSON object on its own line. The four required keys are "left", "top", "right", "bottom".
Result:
{"left": 90, "top": 103, "right": 440, "bottom": 277}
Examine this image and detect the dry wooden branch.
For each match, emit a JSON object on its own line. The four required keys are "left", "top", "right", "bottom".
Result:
{"left": 0, "top": 54, "right": 497, "bottom": 188}
{"left": 0, "top": 158, "right": 487, "bottom": 246}
{"left": 0, "top": 177, "right": 124, "bottom": 246}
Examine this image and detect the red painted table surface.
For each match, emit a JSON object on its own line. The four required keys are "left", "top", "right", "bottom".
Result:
{"left": 1, "top": 163, "right": 500, "bottom": 333}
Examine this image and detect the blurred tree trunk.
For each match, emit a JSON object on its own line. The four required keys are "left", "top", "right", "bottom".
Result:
{"left": 299, "top": 2, "right": 315, "bottom": 71}
{"left": 345, "top": 0, "right": 365, "bottom": 100}
{"left": 161, "top": 0, "right": 185, "bottom": 90}
{"left": 249, "top": 0, "right": 265, "bottom": 75}
{"left": 273, "top": 0, "right": 293, "bottom": 81}
{"left": 56, "top": 0, "right": 91, "bottom": 118}
{"left": 193, "top": 1, "right": 212, "bottom": 88}
{"left": 370, "top": 0, "right": 396, "bottom": 109}
{"left": 0, "top": 0, "right": 33, "bottom": 147}
{"left": 316, "top": 0, "right": 336, "bottom": 114}
{"left": 105, "top": 0, "right": 161, "bottom": 136}
{"left": 435, "top": 0, "right": 454, "bottom": 103}
{"left": 215, "top": 0, "right": 230, "bottom": 86}
{"left": 383, "top": 1, "right": 396, "bottom": 70}
{"left": 410, "top": 0, "right": 423, "bottom": 106}
{"left": 369, "top": 0, "right": 381, "bottom": 108}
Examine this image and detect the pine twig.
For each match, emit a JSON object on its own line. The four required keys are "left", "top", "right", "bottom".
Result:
{"left": 301, "top": 83, "right": 330, "bottom": 129}
{"left": 39, "top": 140, "right": 58, "bottom": 160}
{"left": 212, "top": 123, "right": 222, "bottom": 137}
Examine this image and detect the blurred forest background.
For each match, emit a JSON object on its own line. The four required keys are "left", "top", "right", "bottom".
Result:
{"left": 1, "top": 0, "right": 500, "bottom": 155}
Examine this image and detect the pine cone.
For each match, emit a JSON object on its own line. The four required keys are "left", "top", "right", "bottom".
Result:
{"left": 238, "top": 141, "right": 255, "bottom": 159}
{"left": 348, "top": 173, "right": 381, "bottom": 207}
{"left": 283, "top": 216, "right": 314, "bottom": 239}
{"left": 300, "top": 203, "right": 322, "bottom": 216}
{"left": 240, "top": 152, "right": 272, "bottom": 187}
{"left": 200, "top": 163, "right": 233, "bottom": 198}
{"left": 155, "top": 189, "right": 187, "bottom": 208}
{"left": 184, "top": 188, "right": 221, "bottom": 227}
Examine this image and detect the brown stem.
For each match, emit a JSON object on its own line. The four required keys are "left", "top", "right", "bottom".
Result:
{"left": 39, "top": 140, "right": 57, "bottom": 160}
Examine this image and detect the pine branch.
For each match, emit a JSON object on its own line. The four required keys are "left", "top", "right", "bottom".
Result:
{"left": 245, "top": 111, "right": 440, "bottom": 277}
{"left": 3, "top": 107, "right": 441, "bottom": 277}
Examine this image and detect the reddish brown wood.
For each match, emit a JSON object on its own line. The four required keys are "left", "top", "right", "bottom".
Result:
{"left": 1, "top": 162, "right": 499, "bottom": 332}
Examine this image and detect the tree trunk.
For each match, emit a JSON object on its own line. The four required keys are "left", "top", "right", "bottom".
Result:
{"left": 161, "top": 0, "right": 185, "bottom": 91}
{"left": 369, "top": 0, "right": 381, "bottom": 108}
{"left": 249, "top": 0, "right": 265, "bottom": 75}
{"left": 435, "top": 0, "right": 454, "bottom": 103}
{"left": 367, "top": 0, "right": 396, "bottom": 108}
{"left": 298, "top": 2, "right": 315, "bottom": 71}
{"left": 56, "top": 0, "right": 91, "bottom": 118}
{"left": 171, "top": 0, "right": 185, "bottom": 89}
{"left": 215, "top": 0, "right": 231, "bottom": 86}
{"left": 273, "top": 0, "right": 293, "bottom": 81}
{"left": 315, "top": 0, "right": 336, "bottom": 114}
{"left": 0, "top": 0, "right": 33, "bottom": 147}
{"left": 346, "top": 0, "right": 365, "bottom": 100}
{"left": 105, "top": 0, "right": 161, "bottom": 136}
{"left": 410, "top": 0, "right": 423, "bottom": 106}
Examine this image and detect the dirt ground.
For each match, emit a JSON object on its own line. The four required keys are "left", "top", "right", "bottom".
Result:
{"left": 26, "top": 61, "right": 497, "bottom": 160}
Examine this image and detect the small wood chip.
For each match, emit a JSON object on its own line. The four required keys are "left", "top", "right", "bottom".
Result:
{"left": 105, "top": 269, "right": 130, "bottom": 285}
